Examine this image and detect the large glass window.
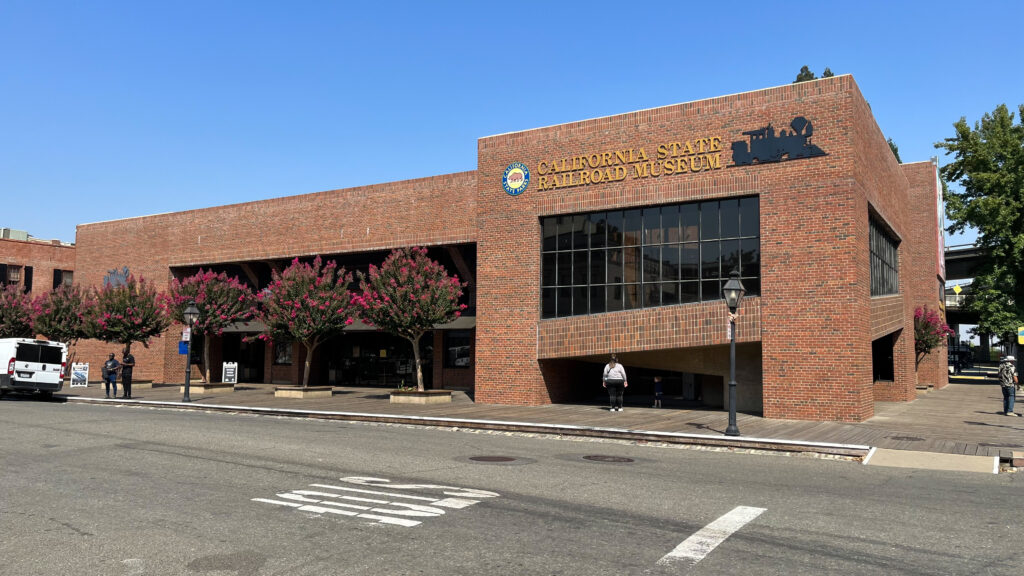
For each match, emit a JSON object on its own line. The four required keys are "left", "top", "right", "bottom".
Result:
{"left": 541, "top": 196, "right": 760, "bottom": 318}
{"left": 870, "top": 217, "right": 899, "bottom": 296}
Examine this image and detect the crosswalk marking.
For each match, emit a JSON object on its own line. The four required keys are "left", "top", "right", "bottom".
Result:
{"left": 253, "top": 476, "right": 500, "bottom": 528}
{"left": 657, "top": 506, "right": 766, "bottom": 567}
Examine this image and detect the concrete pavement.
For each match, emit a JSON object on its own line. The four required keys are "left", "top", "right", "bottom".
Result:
{"left": 29, "top": 365, "right": 1024, "bottom": 474}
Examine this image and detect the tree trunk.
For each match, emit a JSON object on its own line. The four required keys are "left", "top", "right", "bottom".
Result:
{"left": 301, "top": 339, "right": 319, "bottom": 389}
{"left": 202, "top": 335, "right": 210, "bottom": 383}
{"left": 410, "top": 333, "right": 424, "bottom": 391}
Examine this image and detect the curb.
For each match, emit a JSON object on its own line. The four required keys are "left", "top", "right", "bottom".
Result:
{"left": 64, "top": 396, "right": 871, "bottom": 458}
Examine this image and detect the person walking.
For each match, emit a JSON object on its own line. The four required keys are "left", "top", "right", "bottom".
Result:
{"left": 998, "top": 355, "right": 1018, "bottom": 416}
{"left": 602, "top": 354, "right": 628, "bottom": 412}
{"left": 121, "top": 348, "right": 136, "bottom": 399}
{"left": 652, "top": 375, "right": 664, "bottom": 408}
{"left": 101, "top": 353, "right": 119, "bottom": 399}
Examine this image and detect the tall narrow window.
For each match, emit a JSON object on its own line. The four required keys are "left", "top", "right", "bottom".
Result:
{"left": 870, "top": 217, "right": 899, "bottom": 296}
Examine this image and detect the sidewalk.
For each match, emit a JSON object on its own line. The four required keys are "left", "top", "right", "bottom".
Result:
{"left": 53, "top": 370, "right": 1023, "bottom": 470}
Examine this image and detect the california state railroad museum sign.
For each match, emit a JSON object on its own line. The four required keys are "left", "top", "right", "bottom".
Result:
{"left": 511, "top": 116, "right": 827, "bottom": 194}
{"left": 534, "top": 136, "right": 724, "bottom": 192}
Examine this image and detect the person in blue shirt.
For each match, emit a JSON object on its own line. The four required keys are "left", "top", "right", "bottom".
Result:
{"left": 102, "top": 353, "right": 119, "bottom": 399}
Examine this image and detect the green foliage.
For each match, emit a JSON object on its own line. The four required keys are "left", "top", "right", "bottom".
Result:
{"left": 253, "top": 256, "right": 357, "bottom": 387}
{"left": 33, "top": 284, "right": 93, "bottom": 346}
{"left": 887, "top": 138, "right": 901, "bottom": 163}
{"left": 356, "top": 247, "right": 466, "bottom": 391}
{"left": 90, "top": 276, "right": 170, "bottom": 352}
{"left": 962, "top": 275, "right": 1019, "bottom": 345}
{"left": 936, "top": 103, "right": 1024, "bottom": 323}
{"left": 0, "top": 284, "right": 35, "bottom": 338}
{"left": 793, "top": 66, "right": 834, "bottom": 83}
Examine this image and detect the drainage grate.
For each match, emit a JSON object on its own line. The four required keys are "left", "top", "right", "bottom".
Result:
{"left": 979, "top": 442, "right": 1024, "bottom": 448}
{"left": 469, "top": 456, "right": 517, "bottom": 463}
{"left": 583, "top": 455, "right": 635, "bottom": 463}
{"left": 886, "top": 436, "right": 924, "bottom": 442}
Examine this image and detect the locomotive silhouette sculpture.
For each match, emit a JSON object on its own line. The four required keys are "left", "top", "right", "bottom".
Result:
{"left": 730, "top": 116, "right": 827, "bottom": 166}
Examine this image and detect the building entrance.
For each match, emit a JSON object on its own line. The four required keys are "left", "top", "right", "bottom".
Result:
{"left": 318, "top": 332, "right": 433, "bottom": 389}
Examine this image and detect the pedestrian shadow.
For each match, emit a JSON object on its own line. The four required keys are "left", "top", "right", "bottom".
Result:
{"left": 964, "top": 420, "right": 1024, "bottom": 430}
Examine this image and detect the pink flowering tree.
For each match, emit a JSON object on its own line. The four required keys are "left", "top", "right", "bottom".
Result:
{"left": 89, "top": 276, "right": 171, "bottom": 357}
{"left": 163, "top": 270, "right": 255, "bottom": 382}
{"left": 0, "top": 284, "right": 35, "bottom": 338}
{"left": 33, "top": 284, "right": 95, "bottom": 367}
{"left": 252, "top": 256, "right": 358, "bottom": 388}
{"left": 356, "top": 247, "right": 466, "bottom": 392}
{"left": 914, "top": 305, "right": 955, "bottom": 368}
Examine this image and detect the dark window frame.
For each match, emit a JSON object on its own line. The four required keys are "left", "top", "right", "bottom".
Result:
{"left": 869, "top": 217, "right": 899, "bottom": 297}
{"left": 541, "top": 196, "right": 760, "bottom": 319}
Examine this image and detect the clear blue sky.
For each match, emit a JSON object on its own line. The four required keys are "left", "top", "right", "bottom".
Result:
{"left": 2, "top": 1, "right": 1021, "bottom": 244}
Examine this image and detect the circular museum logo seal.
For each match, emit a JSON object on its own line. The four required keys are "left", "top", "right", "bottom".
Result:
{"left": 502, "top": 162, "right": 530, "bottom": 196}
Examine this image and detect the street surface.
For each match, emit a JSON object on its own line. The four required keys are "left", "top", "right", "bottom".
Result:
{"left": 0, "top": 399, "right": 1020, "bottom": 575}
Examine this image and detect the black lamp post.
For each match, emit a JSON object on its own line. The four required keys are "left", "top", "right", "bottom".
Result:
{"left": 722, "top": 270, "right": 746, "bottom": 437}
{"left": 182, "top": 302, "right": 200, "bottom": 402}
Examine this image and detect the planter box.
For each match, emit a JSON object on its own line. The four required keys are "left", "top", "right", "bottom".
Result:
{"left": 390, "top": 390, "right": 452, "bottom": 405}
{"left": 274, "top": 386, "right": 333, "bottom": 399}
{"left": 179, "top": 383, "right": 235, "bottom": 394}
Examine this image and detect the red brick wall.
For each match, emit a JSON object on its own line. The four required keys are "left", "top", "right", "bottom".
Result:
{"left": 73, "top": 172, "right": 477, "bottom": 383}
{"left": 903, "top": 161, "right": 948, "bottom": 388}
{"left": 0, "top": 238, "right": 75, "bottom": 299}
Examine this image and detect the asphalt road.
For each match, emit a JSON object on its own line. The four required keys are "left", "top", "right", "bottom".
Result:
{"left": 0, "top": 398, "right": 1020, "bottom": 576}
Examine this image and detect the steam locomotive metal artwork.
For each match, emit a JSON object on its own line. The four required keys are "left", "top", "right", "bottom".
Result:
{"left": 730, "top": 116, "right": 827, "bottom": 166}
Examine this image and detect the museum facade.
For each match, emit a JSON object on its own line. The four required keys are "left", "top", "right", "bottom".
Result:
{"left": 72, "top": 75, "right": 948, "bottom": 422}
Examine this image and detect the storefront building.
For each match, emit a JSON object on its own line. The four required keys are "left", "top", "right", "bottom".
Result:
{"left": 72, "top": 75, "right": 947, "bottom": 422}
{"left": 0, "top": 229, "right": 76, "bottom": 298}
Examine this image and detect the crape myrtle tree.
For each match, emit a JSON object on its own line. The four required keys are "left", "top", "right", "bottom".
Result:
{"left": 89, "top": 275, "right": 171, "bottom": 358}
{"left": 936, "top": 103, "right": 1024, "bottom": 335}
{"left": 0, "top": 284, "right": 35, "bottom": 338}
{"left": 163, "top": 270, "right": 255, "bottom": 382}
{"left": 33, "top": 284, "right": 94, "bottom": 367}
{"left": 914, "top": 306, "right": 955, "bottom": 369}
{"left": 356, "top": 247, "right": 466, "bottom": 392}
{"left": 253, "top": 256, "right": 358, "bottom": 388}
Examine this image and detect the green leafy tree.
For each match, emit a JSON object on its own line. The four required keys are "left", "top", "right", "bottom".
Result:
{"left": 914, "top": 306, "right": 955, "bottom": 368}
{"left": 90, "top": 276, "right": 171, "bottom": 357}
{"left": 887, "top": 138, "right": 902, "bottom": 163}
{"left": 163, "top": 270, "right": 255, "bottom": 382}
{"left": 794, "top": 66, "right": 834, "bottom": 84}
{"left": 0, "top": 284, "right": 35, "bottom": 338}
{"left": 936, "top": 104, "right": 1024, "bottom": 325}
{"left": 356, "top": 247, "right": 466, "bottom": 392}
{"left": 253, "top": 256, "right": 358, "bottom": 388}
{"left": 33, "top": 284, "right": 94, "bottom": 366}
{"left": 962, "top": 275, "right": 1018, "bottom": 346}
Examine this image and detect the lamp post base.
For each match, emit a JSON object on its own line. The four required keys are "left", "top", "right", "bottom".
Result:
{"left": 724, "top": 425, "right": 740, "bottom": 436}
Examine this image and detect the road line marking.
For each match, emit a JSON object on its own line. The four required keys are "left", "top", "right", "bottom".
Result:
{"left": 863, "top": 446, "right": 877, "bottom": 465}
{"left": 657, "top": 506, "right": 765, "bottom": 567}
{"left": 309, "top": 483, "right": 441, "bottom": 501}
{"left": 253, "top": 497, "right": 422, "bottom": 527}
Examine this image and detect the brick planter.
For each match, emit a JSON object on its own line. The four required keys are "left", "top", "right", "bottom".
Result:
{"left": 274, "top": 386, "right": 333, "bottom": 399}
{"left": 389, "top": 390, "right": 452, "bottom": 405}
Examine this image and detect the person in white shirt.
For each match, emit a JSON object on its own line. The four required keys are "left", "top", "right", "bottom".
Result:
{"left": 602, "top": 354, "right": 628, "bottom": 412}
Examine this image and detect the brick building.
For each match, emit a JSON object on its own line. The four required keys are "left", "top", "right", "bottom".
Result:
{"left": 0, "top": 229, "right": 76, "bottom": 298}
{"left": 72, "top": 75, "right": 947, "bottom": 422}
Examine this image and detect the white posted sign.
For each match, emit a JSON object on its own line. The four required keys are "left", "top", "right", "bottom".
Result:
{"left": 70, "top": 363, "right": 89, "bottom": 387}
{"left": 222, "top": 362, "right": 238, "bottom": 384}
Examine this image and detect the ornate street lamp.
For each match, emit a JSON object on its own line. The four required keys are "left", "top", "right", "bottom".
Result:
{"left": 722, "top": 270, "right": 746, "bottom": 437}
{"left": 182, "top": 302, "right": 200, "bottom": 402}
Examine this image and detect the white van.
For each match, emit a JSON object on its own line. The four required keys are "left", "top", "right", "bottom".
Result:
{"left": 0, "top": 338, "right": 67, "bottom": 399}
